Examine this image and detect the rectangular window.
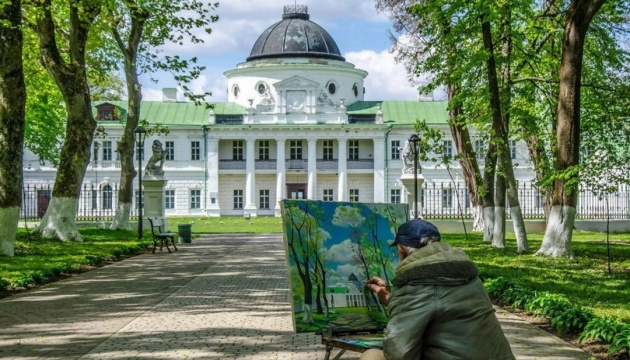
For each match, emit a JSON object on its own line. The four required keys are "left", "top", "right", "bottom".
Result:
{"left": 323, "top": 140, "right": 334, "bottom": 160}
{"left": 348, "top": 140, "right": 359, "bottom": 160}
{"left": 165, "top": 141, "right": 175, "bottom": 161}
{"left": 135, "top": 190, "right": 143, "bottom": 210}
{"left": 93, "top": 142, "right": 99, "bottom": 162}
{"left": 474, "top": 139, "right": 485, "bottom": 160}
{"left": 391, "top": 140, "right": 400, "bottom": 160}
{"left": 165, "top": 190, "right": 175, "bottom": 209}
{"left": 191, "top": 141, "right": 201, "bottom": 161}
{"left": 510, "top": 140, "right": 517, "bottom": 160}
{"left": 323, "top": 189, "right": 334, "bottom": 202}
{"left": 233, "top": 140, "right": 244, "bottom": 160}
{"left": 258, "top": 140, "right": 269, "bottom": 160}
{"left": 91, "top": 189, "right": 97, "bottom": 210}
{"left": 443, "top": 140, "right": 453, "bottom": 159}
{"left": 442, "top": 188, "right": 453, "bottom": 208}
{"left": 290, "top": 140, "right": 302, "bottom": 160}
{"left": 234, "top": 190, "right": 243, "bottom": 209}
{"left": 102, "top": 141, "right": 112, "bottom": 161}
{"left": 390, "top": 189, "right": 401, "bottom": 204}
{"left": 349, "top": 189, "right": 359, "bottom": 202}
{"left": 259, "top": 189, "right": 270, "bottom": 209}
{"left": 190, "top": 189, "right": 201, "bottom": 209}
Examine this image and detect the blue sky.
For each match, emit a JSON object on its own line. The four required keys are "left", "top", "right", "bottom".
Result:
{"left": 139, "top": 1, "right": 423, "bottom": 102}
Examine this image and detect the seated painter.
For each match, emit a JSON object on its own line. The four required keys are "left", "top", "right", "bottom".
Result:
{"left": 361, "top": 219, "right": 514, "bottom": 360}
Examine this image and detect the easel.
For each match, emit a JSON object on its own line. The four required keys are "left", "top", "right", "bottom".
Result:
{"left": 321, "top": 327, "right": 383, "bottom": 360}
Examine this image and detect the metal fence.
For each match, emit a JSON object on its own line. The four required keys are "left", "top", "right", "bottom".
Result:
{"left": 20, "top": 182, "right": 630, "bottom": 221}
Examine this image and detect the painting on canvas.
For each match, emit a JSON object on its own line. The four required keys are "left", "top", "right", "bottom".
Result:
{"left": 281, "top": 199, "right": 409, "bottom": 333}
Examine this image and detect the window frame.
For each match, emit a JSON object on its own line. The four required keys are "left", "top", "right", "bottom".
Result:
{"left": 348, "top": 140, "right": 359, "bottom": 160}
{"left": 258, "top": 140, "right": 269, "bottom": 160}
{"left": 191, "top": 141, "right": 201, "bottom": 161}
{"left": 233, "top": 140, "right": 244, "bottom": 160}
{"left": 349, "top": 189, "right": 359, "bottom": 202}
{"left": 190, "top": 189, "right": 201, "bottom": 209}
{"left": 322, "top": 140, "right": 334, "bottom": 160}
{"left": 259, "top": 189, "right": 270, "bottom": 209}
{"left": 290, "top": 140, "right": 303, "bottom": 160}
{"left": 165, "top": 141, "right": 175, "bottom": 161}
{"left": 165, "top": 190, "right": 175, "bottom": 209}
{"left": 233, "top": 189, "right": 244, "bottom": 209}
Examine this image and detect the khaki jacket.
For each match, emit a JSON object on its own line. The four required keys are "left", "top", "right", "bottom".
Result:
{"left": 383, "top": 242, "right": 515, "bottom": 360}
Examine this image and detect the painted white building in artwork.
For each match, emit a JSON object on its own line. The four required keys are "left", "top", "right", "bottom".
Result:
{"left": 22, "top": 5, "right": 544, "bottom": 219}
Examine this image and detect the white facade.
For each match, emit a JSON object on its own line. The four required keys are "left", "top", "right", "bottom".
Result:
{"left": 21, "top": 6, "right": 545, "bottom": 219}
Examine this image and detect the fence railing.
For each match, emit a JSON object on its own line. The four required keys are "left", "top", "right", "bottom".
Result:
{"left": 20, "top": 182, "right": 630, "bottom": 221}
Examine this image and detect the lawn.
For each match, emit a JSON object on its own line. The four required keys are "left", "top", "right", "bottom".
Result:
{"left": 2, "top": 218, "right": 629, "bottom": 325}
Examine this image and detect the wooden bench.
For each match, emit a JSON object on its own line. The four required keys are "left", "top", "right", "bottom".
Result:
{"left": 147, "top": 217, "right": 178, "bottom": 254}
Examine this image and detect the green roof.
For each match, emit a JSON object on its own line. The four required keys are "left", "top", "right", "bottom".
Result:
{"left": 93, "top": 100, "right": 447, "bottom": 126}
{"left": 347, "top": 100, "right": 448, "bottom": 125}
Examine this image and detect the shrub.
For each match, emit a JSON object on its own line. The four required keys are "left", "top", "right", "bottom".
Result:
{"left": 526, "top": 292, "right": 571, "bottom": 319}
{"left": 551, "top": 306, "right": 595, "bottom": 333}
{"left": 580, "top": 316, "right": 626, "bottom": 343}
{"left": 610, "top": 326, "right": 630, "bottom": 354}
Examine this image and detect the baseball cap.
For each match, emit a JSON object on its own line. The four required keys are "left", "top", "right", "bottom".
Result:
{"left": 391, "top": 219, "right": 441, "bottom": 248}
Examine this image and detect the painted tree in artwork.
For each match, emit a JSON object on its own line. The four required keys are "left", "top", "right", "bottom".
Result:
{"left": 332, "top": 204, "right": 387, "bottom": 315}
{"left": 283, "top": 201, "right": 328, "bottom": 324}
{"left": 310, "top": 226, "right": 331, "bottom": 317}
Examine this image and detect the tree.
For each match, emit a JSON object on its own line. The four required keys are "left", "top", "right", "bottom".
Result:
{"left": 31, "top": 0, "right": 102, "bottom": 241}
{"left": 0, "top": 0, "right": 27, "bottom": 256}
{"left": 104, "top": 0, "right": 218, "bottom": 230}
{"left": 536, "top": 0, "right": 607, "bottom": 257}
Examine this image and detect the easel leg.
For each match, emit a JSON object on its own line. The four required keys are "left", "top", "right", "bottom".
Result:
{"left": 324, "top": 345, "right": 346, "bottom": 360}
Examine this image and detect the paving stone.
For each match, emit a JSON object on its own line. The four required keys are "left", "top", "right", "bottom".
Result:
{"left": 0, "top": 234, "right": 589, "bottom": 360}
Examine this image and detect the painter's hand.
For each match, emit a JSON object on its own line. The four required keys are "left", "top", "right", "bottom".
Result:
{"left": 365, "top": 276, "right": 391, "bottom": 306}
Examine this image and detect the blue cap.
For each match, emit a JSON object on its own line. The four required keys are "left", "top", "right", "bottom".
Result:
{"left": 392, "top": 219, "right": 441, "bottom": 248}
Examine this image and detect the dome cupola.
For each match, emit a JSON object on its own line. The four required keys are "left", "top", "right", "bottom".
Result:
{"left": 247, "top": 5, "right": 345, "bottom": 62}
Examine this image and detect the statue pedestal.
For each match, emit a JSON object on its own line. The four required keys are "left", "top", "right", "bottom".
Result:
{"left": 143, "top": 176, "right": 168, "bottom": 228}
{"left": 399, "top": 172, "right": 425, "bottom": 219}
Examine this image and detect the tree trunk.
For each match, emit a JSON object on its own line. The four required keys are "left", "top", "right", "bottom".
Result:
{"left": 34, "top": 0, "right": 100, "bottom": 241}
{"left": 493, "top": 175, "right": 506, "bottom": 248}
{"left": 110, "top": 9, "right": 145, "bottom": 230}
{"left": 0, "top": 0, "right": 26, "bottom": 257}
{"left": 446, "top": 84, "right": 484, "bottom": 232}
{"left": 538, "top": 0, "right": 606, "bottom": 257}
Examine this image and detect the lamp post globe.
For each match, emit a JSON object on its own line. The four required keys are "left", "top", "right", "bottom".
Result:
{"left": 134, "top": 126, "right": 147, "bottom": 239}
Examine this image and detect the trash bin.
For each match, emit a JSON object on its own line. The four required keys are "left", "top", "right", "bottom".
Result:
{"left": 177, "top": 224, "right": 192, "bottom": 243}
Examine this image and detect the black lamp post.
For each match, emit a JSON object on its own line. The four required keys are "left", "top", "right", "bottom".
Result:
{"left": 408, "top": 134, "right": 421, "bottom": 219}
{"left": 134, "top": 126, "right": 147, "bottom": 239}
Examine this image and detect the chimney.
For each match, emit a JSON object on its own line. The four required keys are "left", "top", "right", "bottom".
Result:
{"left": 417, "top": 81, "right": 434, "bottom": 102}
{"left": 162, "top": 88, "right": 178, "bottom": 102}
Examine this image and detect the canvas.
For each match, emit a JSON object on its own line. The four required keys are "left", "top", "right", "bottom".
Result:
{"left": 281, "top": 199, "right": 409, "bottom": 333}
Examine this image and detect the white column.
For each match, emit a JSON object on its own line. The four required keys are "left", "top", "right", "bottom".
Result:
{"left": 337, "top": 139, "right": 348, "bottom": 201}
{"left": 307, "top": 138, "right": 317, "bottom": 199}
{"left": 275, "top": 138, "right": 286, "bottom": 216}
{"left": 245, "top": 138, "right": 257, "bottom": 216}
{"left": 373, "top": 137, "right": 385, "bottom": 203}
{"left": 206, "top": 137, "right": 220, "bottom": 216}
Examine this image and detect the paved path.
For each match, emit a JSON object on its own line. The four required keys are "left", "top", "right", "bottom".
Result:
{"left": 0, "top": 234, "right": 589, "bottom": 359}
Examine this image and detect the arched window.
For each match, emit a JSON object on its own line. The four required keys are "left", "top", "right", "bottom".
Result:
{"left": 327, "top": 81, "right": 337, "bottom": 95}
{"left": 102, "top": 185, "right": 113, "bottom": 210}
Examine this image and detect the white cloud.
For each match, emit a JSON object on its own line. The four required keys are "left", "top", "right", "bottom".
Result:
{"left": 345, "top": 49, "right": 418, "bottom": 101}
{"left": 326, "top": 239, "right": 356, "bottom": 263}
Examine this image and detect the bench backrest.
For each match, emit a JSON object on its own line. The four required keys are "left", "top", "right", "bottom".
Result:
{"left": 147, "top": 217, "right": 164, "bottom": 234}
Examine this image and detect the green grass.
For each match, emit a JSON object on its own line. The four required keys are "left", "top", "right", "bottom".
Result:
{"left": 0, "top": 228, "right": 152, "bottom": 289}
{"left": 2, "top": 219, "right": 629, "bottom": 326}
{"left": 444, "top": 231, "right": 630, "bottom": 322}
{"left": 165, "top": 216, "right": 284, "bottom": 234}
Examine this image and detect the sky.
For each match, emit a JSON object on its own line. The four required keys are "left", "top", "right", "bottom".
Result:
{"left": 139, "top": 0, "right": 423, "bottom": 103}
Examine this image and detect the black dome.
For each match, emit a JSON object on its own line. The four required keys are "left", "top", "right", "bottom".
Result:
{"left": 247, "top": 5, "right": 345, "bottom": 62}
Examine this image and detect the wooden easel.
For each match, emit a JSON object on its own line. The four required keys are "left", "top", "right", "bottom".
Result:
{"left": 321, "top": 327, "right": 383, "bottom": 360}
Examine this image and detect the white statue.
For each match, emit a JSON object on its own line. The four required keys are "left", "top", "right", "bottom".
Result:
{"left": 400, "top": 139, "right": 419, "bottom": 174}
{"left": 145, "top": 140, "right": 165, "bottom": 176}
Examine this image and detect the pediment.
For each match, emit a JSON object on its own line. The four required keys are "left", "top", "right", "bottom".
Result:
{"left": 273, "top": 75, "right": 320, "bottom": 90}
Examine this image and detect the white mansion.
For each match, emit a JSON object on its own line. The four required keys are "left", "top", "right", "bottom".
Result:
{"left": 23, "top": 5, "right": 542, "bottom": 218}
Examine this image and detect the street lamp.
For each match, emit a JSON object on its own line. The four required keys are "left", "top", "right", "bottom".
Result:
{"left": 408, "top": 134, "right": 421, "bottom": 219}
{"left": 134, "top": 125, "right": 147, "bottom": 239}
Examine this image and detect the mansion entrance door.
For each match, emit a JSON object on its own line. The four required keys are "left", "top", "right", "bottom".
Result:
{"left": 287, "top": 184, "right": 307, "bottom": 200}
